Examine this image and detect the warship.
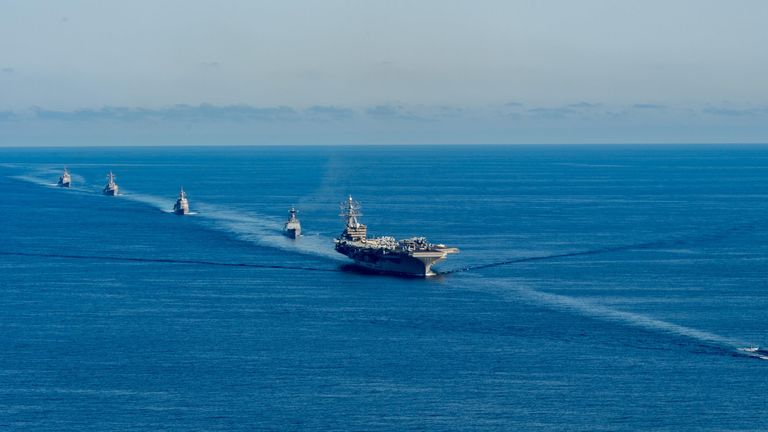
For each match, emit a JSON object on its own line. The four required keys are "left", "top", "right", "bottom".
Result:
{"left": 57, "top": 168, "right": 71, "bottom": 188}
{"left": 102, "top": 171, "right": 119, "bottom": 196}
{"left": 283, "top": 207, "right": 301, "bottom": 239}
{"left": 334, "top": 195, "right": 459, "bottom": 277}
{"left": 173, "top": 187, "right": 190, "bottom": 215}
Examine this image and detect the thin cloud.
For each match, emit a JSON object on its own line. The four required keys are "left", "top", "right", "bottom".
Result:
{"left": 567, "top": 102, "right": 600, "bottom": 109}
{"left": 161, "top": 104, "right": 297, "bottom": 122}
{"left": 365, "top": 104, "right": 427, "bottom": 121}
{"left": 29, "top": 104, "right": 302, "bottom": 123}
{"left": 32, "top": 106, "right": 156, "bottom": 122}
{"left": 434, "top": 105, "right": 465, "bottom": 118}
{"left": 5, "top": 101, "right": 768, "bottom": 146}
{"left": 19, "top": 104, "right": 367, "bottom": 123}
{"left": 702, "top": 106, "right": 768, "bottom": 117}
{"left": 13, "top": 102, "right": 768, "bottom": 129}
{"left": 304, "top": 105, "right": 355, "bottom": 120}
{"left": 527, "top": 103, "right": 605, "bottom": 119}
{"left": 527, "top": 107, "right": 577, "bottom": 119}
{"left": 632, "top": 103, "right": 666, "bottom": 110}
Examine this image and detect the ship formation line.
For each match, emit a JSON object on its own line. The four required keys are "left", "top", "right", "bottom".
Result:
{"left": 33, "top": 169, "right": 768, "bottom": 360}
{"left": 51, "top": 168, "right": 460, "bottom": 277}
{"left": 46, "top": 167, "right": 765, "bottom": 279}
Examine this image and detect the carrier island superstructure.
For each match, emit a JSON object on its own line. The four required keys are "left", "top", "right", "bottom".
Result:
{"left": 334, "top": 196, "right": 458, "bottom": 277}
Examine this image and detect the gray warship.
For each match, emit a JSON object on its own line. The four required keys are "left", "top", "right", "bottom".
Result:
{"left": 103, "top": 171, "right": 119, "bottom": 196}
{"left": 173, "top": 187, "right": 190, "bottom": 215}
{"left": 284, "top": 207, "right": 301, "bottom": 239}
{"left": 334, "top": 195, "right": 458, "bottom": 277}
{"left": 57, "top": 168, "right": 71, "bottom": 188}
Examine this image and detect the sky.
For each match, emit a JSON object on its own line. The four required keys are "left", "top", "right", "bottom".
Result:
{"left": 1, "top": 0, "right": 768, "bottom": 145}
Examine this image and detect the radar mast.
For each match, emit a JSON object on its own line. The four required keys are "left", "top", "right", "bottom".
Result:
{"left": 339, "top": 195, "right": 367, "bottom": 241}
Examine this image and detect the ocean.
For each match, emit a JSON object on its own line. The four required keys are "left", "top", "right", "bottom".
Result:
{"left": 1, "top": 144, "right": 767, "bottom": 430}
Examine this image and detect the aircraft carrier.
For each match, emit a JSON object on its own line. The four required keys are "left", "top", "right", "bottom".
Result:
{"left": 334, "top": 196, "right": 458, "bottom": 277}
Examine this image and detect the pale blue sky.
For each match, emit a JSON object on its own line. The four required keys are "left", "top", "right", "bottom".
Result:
{"left": 1, "top": 0, "right": 767, "bottom": 145}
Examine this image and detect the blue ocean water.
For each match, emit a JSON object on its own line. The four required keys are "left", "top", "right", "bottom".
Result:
{"left": 1, "top": 145, "right": 767, "bottom": 431}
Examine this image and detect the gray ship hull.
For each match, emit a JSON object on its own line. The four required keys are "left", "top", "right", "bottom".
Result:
{"left": 349, "top": 256, "right": 440, "bottom": 277}
{"left": 173, "top": 196, "right": 189, "bottom": 215}
{"left": 336, "top": 244, "right": 448, "bottom": 277}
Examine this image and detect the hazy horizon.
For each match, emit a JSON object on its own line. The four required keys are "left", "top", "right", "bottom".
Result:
{"left": 2, "top": 1, "right": 767, "bottom": 146}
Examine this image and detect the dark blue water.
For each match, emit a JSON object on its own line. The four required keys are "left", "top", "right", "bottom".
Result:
{"left": 1, "top": 145, "right": 767, "bottom": 431}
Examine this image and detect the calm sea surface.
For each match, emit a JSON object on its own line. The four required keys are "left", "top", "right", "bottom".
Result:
{"left": 1, "top": 145, "right": 767, "bottom": 431}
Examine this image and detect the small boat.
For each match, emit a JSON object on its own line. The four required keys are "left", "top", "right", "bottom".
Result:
{"left": 284, "top": 207, "right": 301, "bottom": 239}
{"left": 173, "top": 187, "right": 190, "bottom": 215}
{"left": 102, "top": 171, "right": 119, "bottom": 196}
{"left": 57, "top": 168, "right": 71, "bottom": 188}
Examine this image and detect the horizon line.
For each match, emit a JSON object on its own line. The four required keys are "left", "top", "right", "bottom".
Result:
{"left": 3, "top": 142, "right": 768, "bottom": 150}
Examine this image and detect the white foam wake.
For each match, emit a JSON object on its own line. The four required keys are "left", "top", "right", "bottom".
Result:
{"left": 192, "top": 203, "right": 344, "bottom": 261}
{"left": 9, "top": 169, "right": 343, "bottom": 261}
{"left": 104, "top": 189, "right": 341, "bottom": 260}
{"left": 12, "top": 173, "right": 91, "bottom": 194}
{"left": 12, "top": 167, "right": 88, "bottom": 188}
{"left": 12, "top": 175, "right": 59, "bottom": 188}
{"left": 118, "top": 190, "right": 175, "bottom": 213}
{"left": 484, "top": 280, "right": 763, "bottom": 359}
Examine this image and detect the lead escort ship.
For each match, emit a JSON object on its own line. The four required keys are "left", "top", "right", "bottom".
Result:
{"left": 57, "top": 168, "right": 71, "bottom": 188}
{"left": 334, "top": 195, "right": 458, "bottom": 277}
{"left": 283, "top": 207, "right": 301, "bottom": 239}
{"left": 173, "top": 187, "right": 190, "bottom": 215}
{"left": 103, "top": 171, "right": 119, "bottom": 196}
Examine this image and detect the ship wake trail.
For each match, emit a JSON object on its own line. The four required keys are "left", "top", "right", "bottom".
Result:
{"left": 12, "top": 173, "right": 88, "bottom": 190}
{"left": 11, "top": 174, "right": 59, "bottom": 188}
{"left": 7, "top": 169, "right": 342, "bottom": 261}
{"left": 441, "top": 219, "right": 760, "bottom": 275}
{"left": 118, "top": 190, "right": 175, "bottom": 213}
{"left": 100, "top": 191, "right": 343, "bottom": 261}
{"left": 0, "top": 251, "right": 339, "bottom": 273}
{"left": 192, "top": 203, "right": 345, "bottom": 262}
{"left": 483, "top": 280, "right": 767, "bottom": 361}
{"left": 439, "top": 244, "right": 643, "bottom": 275}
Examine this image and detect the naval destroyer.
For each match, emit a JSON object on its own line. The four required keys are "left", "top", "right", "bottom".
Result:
{"left": 173, "top": 187, "right": 190, "bottom": 215}
{"left": 334, "top": 196, "right": 458, "bottom": 277}
{"left": 284, "top": 207, "right": 301, "bottom": 239}
{"left": 103, "top": 171, "right": 119, "bottom": 196}
{"left": 57, "top": 168, "right": 71, "bottom": 188}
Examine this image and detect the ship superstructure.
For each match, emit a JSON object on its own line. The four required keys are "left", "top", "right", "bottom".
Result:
{"left": 284, "top": 207, "right": 301, "bottom": 239}
{"left": 103, "top": 171, "right": 119, "bottom": 196}
{"left": 334, "top": 195, "right": 458, "bottom": 277}
{"left": 57, "top": 168, "right": 71, "bottom": 188}
{"left": 173, "top": 187, "right": 190, "bottom": 215}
